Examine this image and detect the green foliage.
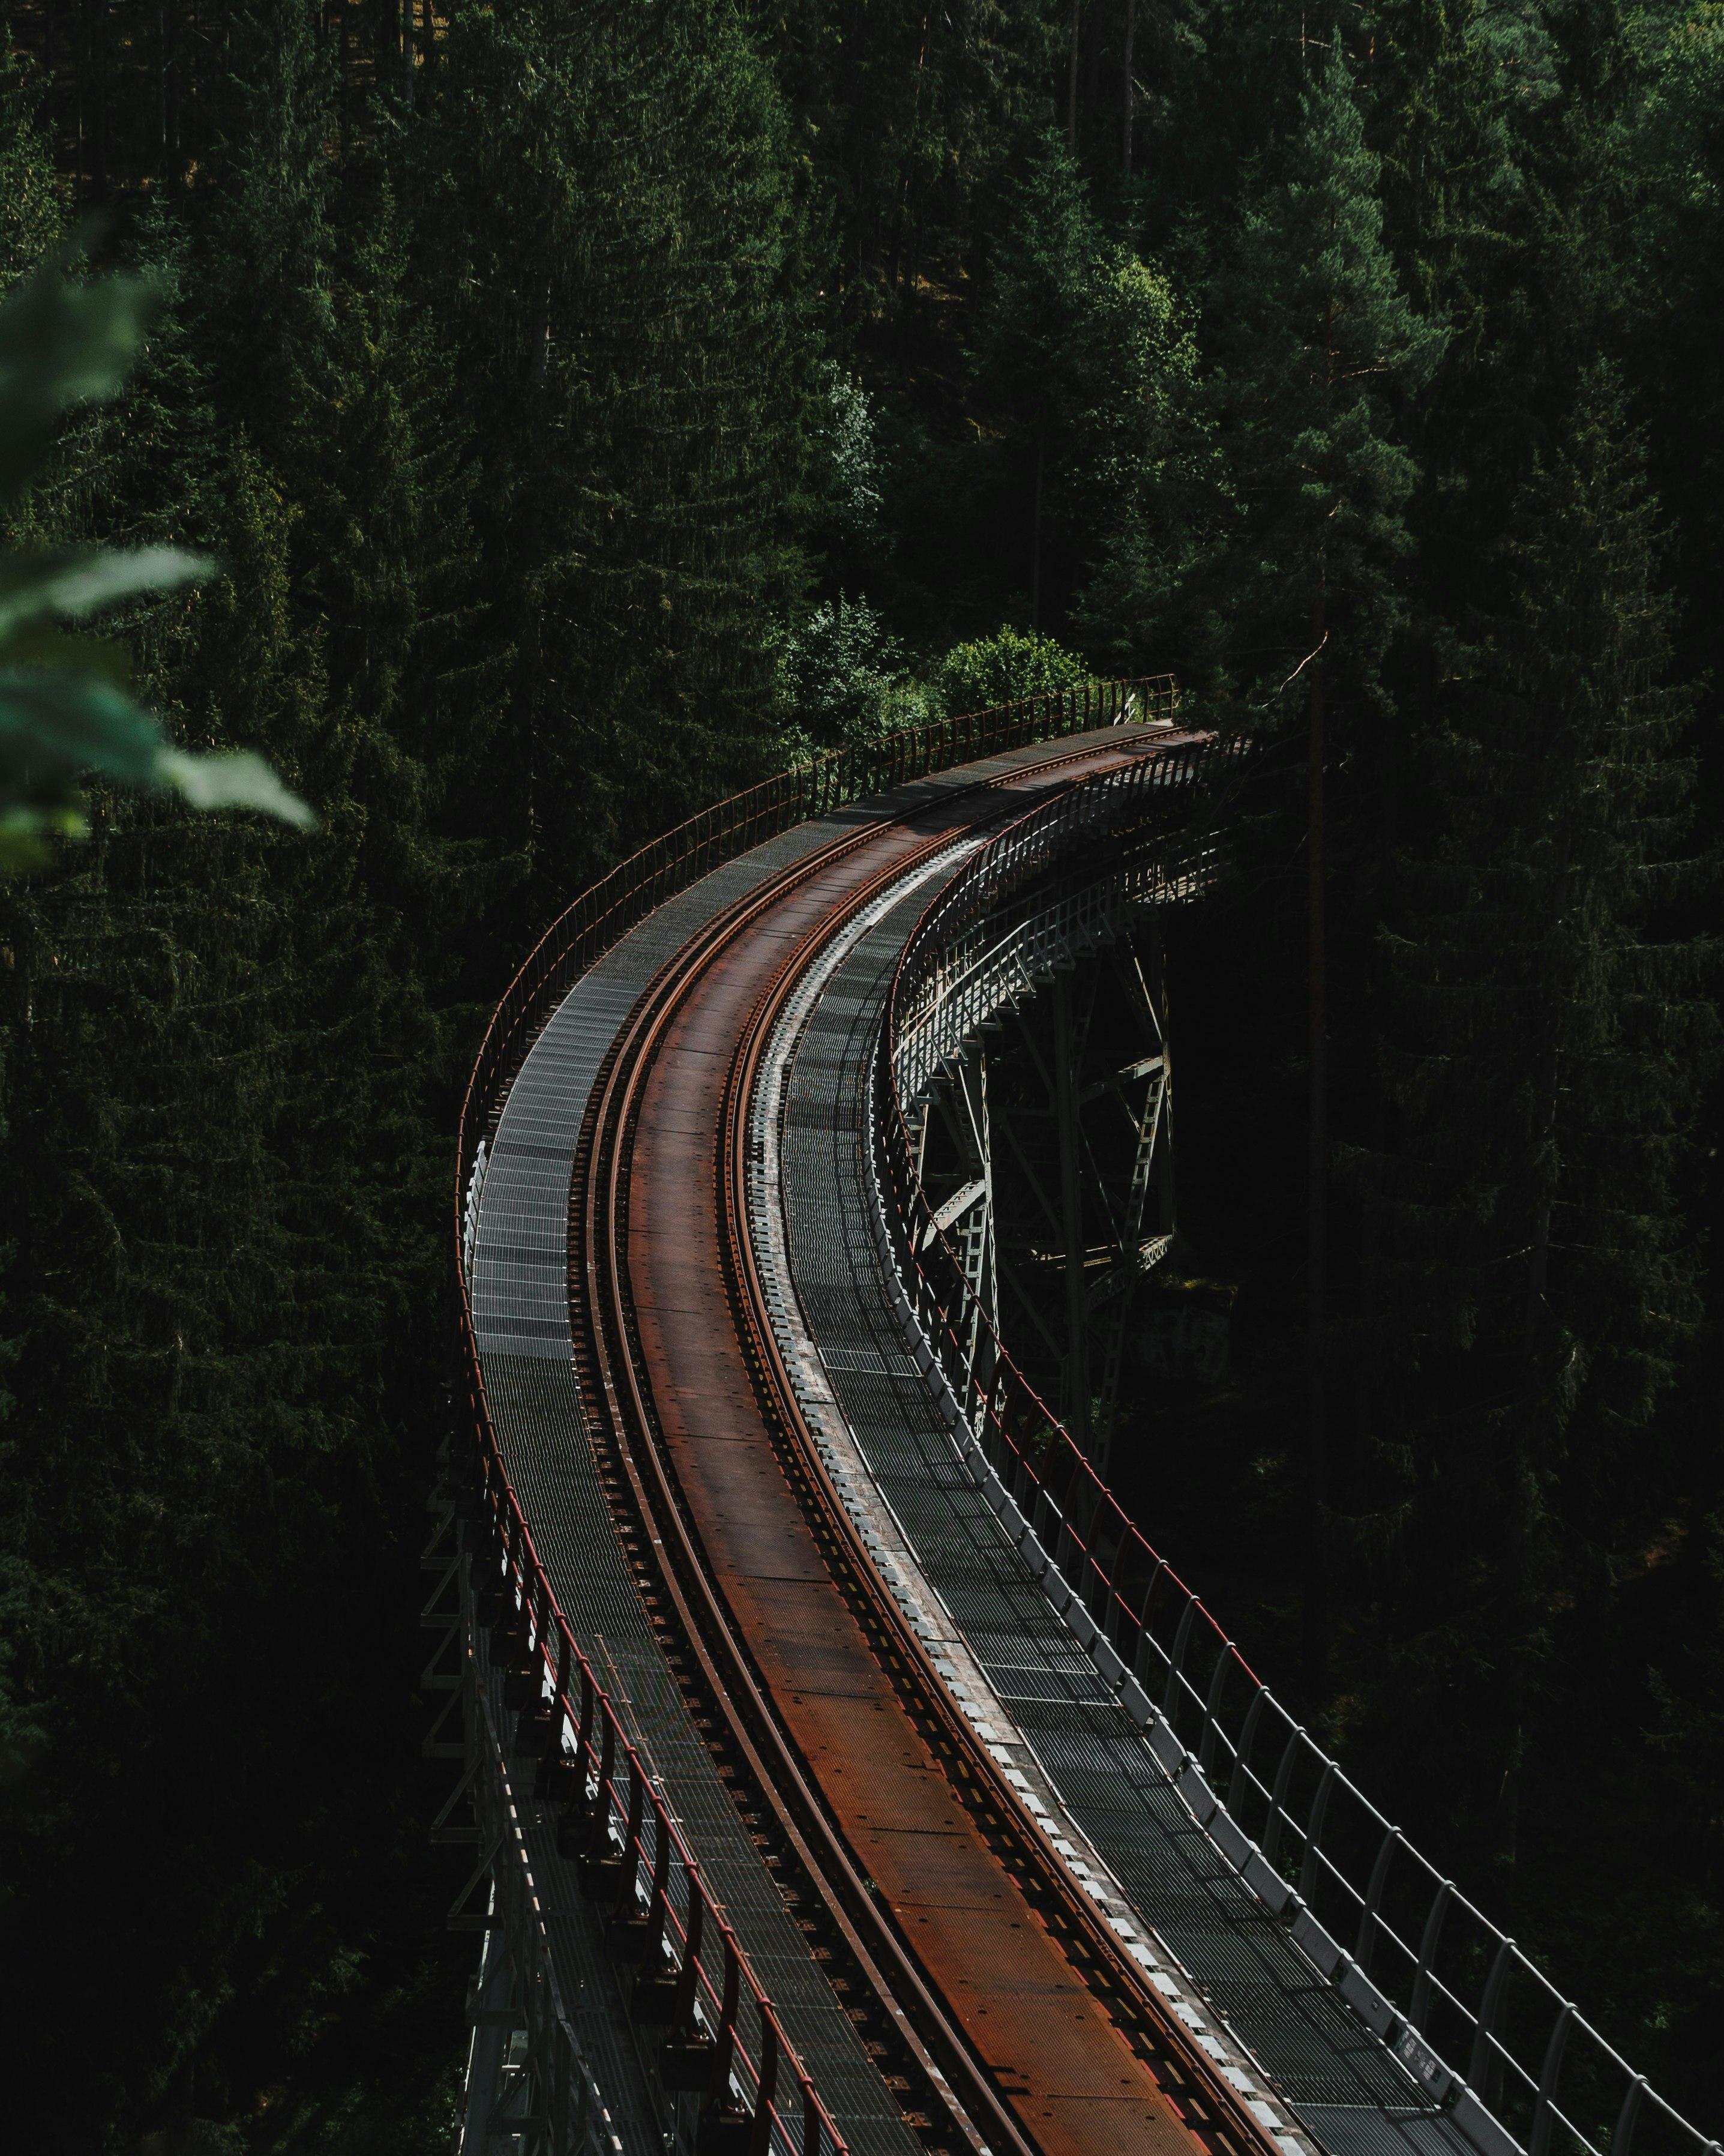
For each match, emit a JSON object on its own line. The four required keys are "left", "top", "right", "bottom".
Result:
{"left": 0, "top": 46, "right": 58, "bottom": 289}
{"left": 0, "top": 251, "right": 311, "bottom": 870}
{"left": 777, "top": 595, "right": 934, "bottom": 753}
{"left": 1351, "top": 372, "right": 1716, "bottom": 1867}
{"left": 933, "top": 625, "right": 1089, "bottom": 711}
{"left": 819, "top": 366, "right": 886, "bottom": 550}
{"left": 423, "top": 0, "right": 818, "bottom": 907}
{"left": 976, "top": 134, "right": 1215, "bottom": 660}
{"left": 1209, "top": 37, "right": 1447, "bottom": 715}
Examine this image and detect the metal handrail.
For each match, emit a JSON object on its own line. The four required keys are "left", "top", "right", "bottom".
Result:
{"left": 455, "top": 676, "right": 1175, "bottom": 1217}
{"left": 891, "top": 741, "right": 1232, "bottom": 1106}
{"left": 870, "top": 760, "right": 1722, "bottom": 2156}
{"left": 455, "top": 1320, "right": 839, "bottom": 2155}
{"left": 451, "top": 675, "right": 1178, "bottom": 2151}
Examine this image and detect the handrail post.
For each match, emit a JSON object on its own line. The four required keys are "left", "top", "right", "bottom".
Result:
{"left": 589, "top": 1713, "right": 617, "bottom": 1862}
{"left": 1355, "top": 1825, "right": 1399, "bottom": 1977}
{"left": 1228, "top": 1683, "right": 1269, "bottom": 1813}
{"left": 1195, "top": 1641, "right": 1232, "bottom": 1774}
{"left": 613, "top": 1752, "right": 647, "bottom": 1929}
{"left": 538, "top": 1628, "right": 572, "bottom": 1798}
{"left": 1161, "top": 1594, "right": 1198, "bottom": 1720}
{"left": 641, "top": 1801, "right": 672, "bottom": 1973}
{"left": 1613, "top": 2077, "right": 1647, "bottom": 2156}
{"left": 1260, "top": 1725, "right": 1305, "bottom": 1871}
{"left": 1297, "top": 1759, "right": 1336, "bottom": 1899}
{"left": 748, "top": 2007, "right": 780, "bottom": 2156}
{"left": 1132, "top": 1558, "right": 1167, "bottom": 1682}
{"left": 1528, "top": 2004, "right": 1575, "bottom": 2156}
{"left": 1467, "top": 1936, "right": 1518, "bottom": 2105}
{"left": 670, "top": 1860, "right": 704, "bottom": 2038}
{"left": 556, "top": 1666, "right": 598, "bottom": 1855}
{"left": 1408, "top": 1880, "right": 1453, "bottom": 2033}
{"left": 800, "top": 2071, "right": 821, "bottom": 2156}
{"left": 706, "top": 1929, "right": 741, "bottom": 2112}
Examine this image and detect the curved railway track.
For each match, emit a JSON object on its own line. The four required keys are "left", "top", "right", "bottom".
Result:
{"left": 455, "top": 690, "right": 1723, "bottom": 2156}
{"left": 565, "top": 735, "right": 1275, "bottom": 2156}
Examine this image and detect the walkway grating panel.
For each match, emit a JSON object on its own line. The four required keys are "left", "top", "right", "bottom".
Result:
{"left": 467, "top": 737, "right": 1139, "bottom": 2155}
{"left": 779, "top": 873, "right": 1476, "bottom": 2156}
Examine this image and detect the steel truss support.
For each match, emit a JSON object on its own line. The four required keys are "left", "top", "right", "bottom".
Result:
{"left": 425, "top": 1474, "right": 660, "bottom": 2156}
{"left": 1089, "top": 938, "right": 1176, "bottom": 1466}
{"left": 921, "top": 923, "right": 1177, "bottom": 1473}
{"left": 922, "top": 1034, "right": 1000, "bottom": 1402}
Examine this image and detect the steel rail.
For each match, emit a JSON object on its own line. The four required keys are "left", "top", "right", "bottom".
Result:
{"left": 562, "top": 733, "right": 1287, "bottom": 2156}
{"left": 453, "top": 694, "right": 1184, "bottom": 2156}
{"left": 713, "top": 822, "right": 1284, "bottom": 2156}
{"left": 574, "top": 816, "right": 1045, "bottom": 2156}
{"left": 869, "top": 774, "right": 1723, "bottom": 2156}
{"left": 563, "top": 729, "right": 1241, "bottom": 2156}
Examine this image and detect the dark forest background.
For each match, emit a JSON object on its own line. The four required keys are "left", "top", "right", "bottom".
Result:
{"left": 1, "top": 2, "right": 1720, "bottom": 2149}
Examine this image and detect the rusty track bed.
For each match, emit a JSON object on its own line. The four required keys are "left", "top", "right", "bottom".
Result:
{"left": 565, "top": 739, "right": 1284, "bottom": 2156}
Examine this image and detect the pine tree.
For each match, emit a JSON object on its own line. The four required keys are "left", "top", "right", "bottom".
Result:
{"left": 1360, "top": 365, "right": 1714, "bottom": 1883}
{"left": 767, "top": 0, "right": 1050, "bottom": 316}
{"left": 0, "top": 43, "right": 58, "bottom": 289}
{"left": 978, "top": 132, "right": 1214, "bottom": 650}
{"left": 0, "top": 29, "right": 476, "bottom": 2137}
{"left": 1212, "top": 35, "right": 1446, "bottom": 711}
{"left": 425, "top": 0, "right": 818, "bottom": 912}
{"left": 1208, "top": 30, "right": 1446, "bottom": 1680}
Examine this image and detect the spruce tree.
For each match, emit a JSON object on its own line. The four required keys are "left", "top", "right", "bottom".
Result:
{"left": 426, "top": 0, "right": 817, "bottom": 912}
{"left": 1209, "top": 31, "right": 1445, "bottom": 1680}
{"left": 978, "top": 133, "right": 1215, "bottom": 654}
{"left": 1363, "top": 366, "right": 1713, "bottom": 1882}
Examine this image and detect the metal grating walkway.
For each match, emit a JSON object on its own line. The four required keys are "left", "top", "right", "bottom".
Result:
{"left": 778, "top": 883, "right": 1476, "bottom": 2156}
{"left": 466, "top": 738, "right": 1145, "bottom": 2155}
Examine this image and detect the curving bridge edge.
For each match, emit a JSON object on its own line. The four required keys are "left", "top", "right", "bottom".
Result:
{"left": 437, "top": 685, "right": 1718, "bottom": 2156}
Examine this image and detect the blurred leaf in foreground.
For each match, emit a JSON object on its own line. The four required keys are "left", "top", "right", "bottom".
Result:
{"left": 0, "top": 244, "right": 313, "bottom": 871}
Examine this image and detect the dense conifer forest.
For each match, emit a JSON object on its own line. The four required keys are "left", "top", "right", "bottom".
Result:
{"left": 1, "top": 3, "right": 1720, "bottom": 2149}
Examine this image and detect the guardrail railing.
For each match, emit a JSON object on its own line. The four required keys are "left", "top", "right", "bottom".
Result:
{"left": 456, "top": 675, "right": 1175, "bottom": 1214}
{"left": 454, "top": 1360, "right": 844, "bottom": 2156}
{"left": 868, "top": 757, "right": 1720, "bottom": 2156}
{"left": 891, "top": 735, "right": 1235, "bottom": 1108}
{"left": 451, "top": 675, "right": 1177, "bottom": 2152}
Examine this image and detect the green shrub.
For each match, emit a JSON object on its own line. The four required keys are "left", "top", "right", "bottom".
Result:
{"left": 776, "top": 594, "right": 934, "bottom": 756}
{"left": 933, "top": 625, "right": 1090, "bottom": 715}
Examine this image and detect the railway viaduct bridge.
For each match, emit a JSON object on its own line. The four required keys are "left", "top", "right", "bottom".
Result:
{"left": 428, "top": 687, "right": 1718, "bottom": 2156}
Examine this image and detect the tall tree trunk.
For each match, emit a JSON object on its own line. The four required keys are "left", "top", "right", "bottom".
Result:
{"left": 1067, "top": 0, "right": 1082, "bottom": 149}
{"left": 1031, "top": 436, "right": 1045, "bottom": 633}
{"left": 1122, "top": 0, "right": 1136, "bottom": 176}
{"left": 1306, "top": 584, "right": 1328, "bottom": 1693}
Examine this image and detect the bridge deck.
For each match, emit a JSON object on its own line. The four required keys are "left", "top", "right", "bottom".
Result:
{"left": 777, "top": 884, "right": 1470, "bottom": 2156}
{"left": 623, "top": 796, "right": 1201, "bottom": 2156}
{"left": 469, "top": 732, "right": 1153, "bottom": 2155}
{"left": 468, "top": 723, "right": 1462, "bottom": 2156}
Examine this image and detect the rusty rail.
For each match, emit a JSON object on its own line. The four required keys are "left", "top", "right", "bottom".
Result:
{"left": 870, "top": 761, "right": 1722, "bottom": 2156}
{"left": 451, "top": 683, "right": 1175, "bottom": 2155}
{"left": 568, "top": 818, "right": 1043, "bottom": 2156}
{"left": 710, "top": 795, "right": 1291, "bottom": 2156}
